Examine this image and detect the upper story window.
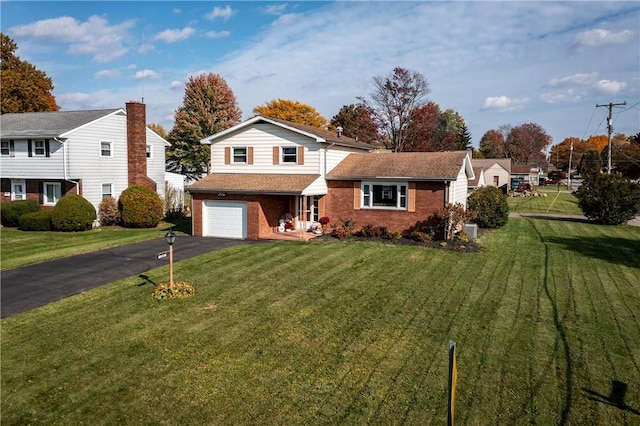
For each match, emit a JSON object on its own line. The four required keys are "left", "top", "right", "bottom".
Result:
{"left": 282, "top": 147, "right": 297, "bottom": 163}
{"left": 362, "top": 182, "right": 407, "bottom": 209}
{"left": 146, "top": 145, "right": 152, "bottom": 158}
{"left": 233, "top": 147, "right": 247, "bottom": 163}
{"left": 101, "top": 141, "right": 113, "bottom": 157}
{"left": 33, "top": 140, "right": 46, "bottom": 156}
{"left": 1, "top": 141, "right": 14, "bottom": 157}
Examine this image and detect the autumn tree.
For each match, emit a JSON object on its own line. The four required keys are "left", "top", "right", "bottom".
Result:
{"left": 167, "top": 73, "right": 241, "bottom": 179}
{"left": 505, "top": 123, "right": 552, "bottom": 165}
{"left": 585, "top": 135, "right": 609, "bottom": 153}
{"left": 330, "top": 102, "right": 382, "bottom": 145}
{"left": 1, "top": 33, "right": 59, "bottom": 113}
{"left": 369, "top": 67, "right": 430, "bottom": 152}
{"left": 577, "top": 150, "right": 602, "bottom": 177}
{"left": 549, "top": 137, "right": 590, "bottom": 170}
{"left": 479, "top": 129, "right": 505, "bottom": 158}
{"left": 611, "top": 141, "right": 640, "bottom": 179}
{"left": 402, "top": 102, "right": 470, "bottom": 152}
{"left": 148, "top": 123, "right": 168, "bottom": 139}
{"left": 253, "top": 99, "right": 327, "bottom": 128}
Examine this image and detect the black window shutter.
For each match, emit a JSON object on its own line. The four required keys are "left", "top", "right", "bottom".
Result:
{"left": 28, "top": 139, "right": 33, "bottom": 157}
{"left": 39, "top": 181, "right": 44, "bottom": 204}
{"left": 10, "top": 140, "right": 15, "bottom": 157}
{"left": 45, "top": 139, "right": 50, "bottom": 157}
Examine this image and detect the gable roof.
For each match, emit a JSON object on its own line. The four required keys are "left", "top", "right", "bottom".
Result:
{"left": 0, "top": 109, "right": 122, "bottom": 139}
{"left": 511, "top": 164, "right": 539, "bottom": 174}
{"left": 471, "top": 158, "right": 511, "bottom": 173}
{"left": 200, "top": 115, "right": 374, "bottom": 151}
{"left": 327, "top": 151, "right": 472, "bottom": 181}
{"left": 187, "top": 173, "right": 320, "bottom": 195}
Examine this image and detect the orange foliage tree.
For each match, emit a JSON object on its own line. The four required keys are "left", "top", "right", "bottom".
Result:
{"left": 253, "top": 99, "right": 327, "bottom": 128}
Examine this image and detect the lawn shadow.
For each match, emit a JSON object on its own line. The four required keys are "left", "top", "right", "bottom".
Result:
{"left": 137, "top": 274, "right": 157, "bottom": 287}
{"left": 583, "top": 380, "right": 640, "bottom": 416}
{"left": 544, "top": 235, "right": 640, "bottom": 268}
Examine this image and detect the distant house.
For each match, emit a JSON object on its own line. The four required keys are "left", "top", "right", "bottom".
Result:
{"left": 511, "top": 164, "right": 542, "bottom": 187}
{"left": 187, "top": 116, "right": 474, "bottom": 239}
{"left": 468, "top": 166, "right": 486, "bottom": 193}
{"left": 471, "top": 158, "right": 511, "bottom": 190}
{"left": 0, "top": 102, "right": 170, "bottom": 215}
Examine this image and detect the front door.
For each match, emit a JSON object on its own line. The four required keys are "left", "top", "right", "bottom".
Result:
{"left": 11, "top": 180, "right": 26, "bottom": 201}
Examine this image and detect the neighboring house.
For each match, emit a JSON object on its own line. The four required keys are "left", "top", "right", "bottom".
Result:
{"left": 511, "top": 164, "right": 542, "bottom": 187}
{"left": 188, "top": 115, "right": 474, "bottom": 239}
{"left": 468, "top": 166, "right": 486, "bottom": 193}
{"left": 471, "top": 158, "right": 511, "bottom": 189}
{"left": 0, "top": 102, "right": 170, "bottom": 215}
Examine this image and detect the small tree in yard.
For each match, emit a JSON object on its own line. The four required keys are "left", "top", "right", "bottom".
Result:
{"left": 575, "top": 173, "right": 640, "bottom": 225}
{"left": 468, "top": 186, "right": 509, "bottom": 228}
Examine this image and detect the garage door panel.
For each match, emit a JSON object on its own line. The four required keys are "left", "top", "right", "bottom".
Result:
{"left": 203, "top": 201, "right": 247, "bottom": 239}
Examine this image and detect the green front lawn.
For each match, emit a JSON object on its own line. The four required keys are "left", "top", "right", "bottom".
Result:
{"left": 0, "top": 220, "right": 189, "bottom": 271}
{"left": 2, "top": 218, "right": 639, "bottom": 424}
{"left": 508, "top": 191, "right": 583, "bottom": 215}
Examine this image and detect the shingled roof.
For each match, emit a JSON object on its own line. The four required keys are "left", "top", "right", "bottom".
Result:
{"left": 187, "top": 173, "right": 320, "bottom": 195}
{"left": 200, "top": 115, "right": 375, "bottom": 151}
{"left": 327, "top": 151, "right": 471, "bottom": 181}
{"left": 0, "top": 109, "right": 122, "bottom": 139}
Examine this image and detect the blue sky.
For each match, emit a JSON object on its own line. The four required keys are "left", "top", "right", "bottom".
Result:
{"left": 2, "top": 1, "right": 639, "bottom": 149}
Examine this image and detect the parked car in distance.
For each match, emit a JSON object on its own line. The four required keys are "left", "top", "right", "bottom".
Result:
{"left": 545, "top": 178, "right": 563, "bottom": 185}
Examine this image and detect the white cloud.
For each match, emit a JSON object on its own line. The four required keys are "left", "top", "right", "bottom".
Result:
{"left": 94, "top": 69, "right": 119, "bottom": 80}
{"left": 540, "top": 90, "right": 582, "bottom": 104}
{"left": 262, "top": 4, "right": 288, "bottom": 16}
{"left": 205, "top": 5, "right": 236, "bottom": 21}
{"left": 481, "top": 96, "right": 530, "bottom": 111}
{"left": 593, "top": 79, "right": 627, "bottom": 95}
{"left": 10, "top": 15, "right": 134, "bottom": 62}
{"left": 271, "top": 14, "right": 299, "bottom": 26}
{"left": 204, "top": 31, "right": 231, "bottom": 39}
{"left": 170, "top": 80, "right": 183, "bottom": 90}
{"left": 172, "top": 9, "right": 181, "bottom": 14}
{"left": 154, "top": 27, "right": 196, "bottom": 43}
{"left": 573, "top": 29, "right": 636, "bottom": 49}
{"left": 56, "top": 92, "right": 94, "bottom": 108}
{"left": 548, "top": 72, "right": 598, "bottom": 88}
{"left": 135, "top": 69, "right": 160, "bottom": 80}
{"left": 138, "top": 43, "right": 154, "bottom": 54}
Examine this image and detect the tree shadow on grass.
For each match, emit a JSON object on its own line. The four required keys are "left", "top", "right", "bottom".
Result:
{"left": 544, "top": 235, "right": 640, "bottom": 268}
{"left": 137, "top": 274, "right": 157, "bottom": 287}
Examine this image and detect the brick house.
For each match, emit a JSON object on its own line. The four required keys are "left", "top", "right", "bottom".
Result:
{"left": 188, "top": 116, "right": 474, "bottom": 240}
{"left": 0, "top": 102, "right": 169, "bottom": 215}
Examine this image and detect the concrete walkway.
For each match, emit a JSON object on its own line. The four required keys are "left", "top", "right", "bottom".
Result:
{"left": 1, "top": 236, "right": 257, "bottom": 318}
{"left": 509, "top": 212, "right": 640, "bottom": 227}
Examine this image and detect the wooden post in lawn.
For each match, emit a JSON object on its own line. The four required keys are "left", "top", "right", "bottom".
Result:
{"left": 448, "top": 340, "right": 457, "bottom": 426}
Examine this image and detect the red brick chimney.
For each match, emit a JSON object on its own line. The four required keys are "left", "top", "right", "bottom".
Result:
{"left": 126, "top": 101, "right": 156, "bottom": 191}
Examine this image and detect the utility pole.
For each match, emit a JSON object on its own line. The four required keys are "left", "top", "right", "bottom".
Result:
{"left": 596, "top": 102, "right": 626, "bottom": 174}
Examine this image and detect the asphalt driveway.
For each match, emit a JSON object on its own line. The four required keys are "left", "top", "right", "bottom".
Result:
{"left": 1, "top": 236, "right": 256, "bottom": 318}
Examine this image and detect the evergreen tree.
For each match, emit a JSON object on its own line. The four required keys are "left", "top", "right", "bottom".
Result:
{"left": 456, "top": 124, "right": 473, "bottom": 150}
{"left": 167, "top": 73, "right": 241, "bottom": 179}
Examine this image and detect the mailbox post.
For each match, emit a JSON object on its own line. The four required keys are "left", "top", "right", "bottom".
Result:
{"left": 165, "top": 229, "right": 176, "bottom": 290}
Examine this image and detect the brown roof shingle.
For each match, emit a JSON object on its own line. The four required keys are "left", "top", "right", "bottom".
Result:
{"left": 327, "top": 151, "right": 469, "bottom": 181}
{"left": 187, "top": 173, "right": 320, "bottom": 194}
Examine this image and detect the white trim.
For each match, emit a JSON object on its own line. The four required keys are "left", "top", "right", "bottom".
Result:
{"left": 33, "top": 139, "right": 46, "bottom": 156}
{"left": 200, "top": 115, "right": 325, "bottom": 145}
{"left": 11, "top": 179, "right": 26, "bottom": 201}
{"left": 232, "top": 146, "right": 247, "bottom": 164}
{"left": 43, "top": 181, "right": 62, "bottom": 205}
{"left": 361, "top": 181, "right": 408, "bottom": 210}
{"left": 146, "top": 145, "right": 152, "bottom": 159}
{"left": 58, "top": 109, "right": 125, "bottom": 138}
{"left": 101, "top": 182, "right": 114, "bottom": 199}
{"left": 100, "top": 140, "right": 113, "bottom": 157}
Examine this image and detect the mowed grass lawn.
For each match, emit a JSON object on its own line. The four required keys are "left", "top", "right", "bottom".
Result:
{"left": 508, "top": 190, "right": 583, "bottom": 215}
{"left": 2, "top": 218, "right": 640, "bottom": 425}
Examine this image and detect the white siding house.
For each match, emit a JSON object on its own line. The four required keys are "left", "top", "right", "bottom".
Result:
{"left": 0, "top": 102, "right": 170, "bottom": 215}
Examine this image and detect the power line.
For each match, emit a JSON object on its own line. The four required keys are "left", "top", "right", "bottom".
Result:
{"left": 596, "top": 102, "right": 627, "bottom": 174}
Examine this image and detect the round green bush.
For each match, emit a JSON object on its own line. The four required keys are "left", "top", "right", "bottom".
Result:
{"left": 51, "top": 194, "right": 97, "bottom": 231}
{"left": 18, "top": 210, "right": 52, "bottom": 231}
{"left": 468, "top": 185, "right": 509, "bottom": 228}
{"left": 119, "top": 185, "right": 163, "bottom": 228}
{"left": 576, "top": 173, "right": 640, "bottom": 225}
{"left": 0, "top": 200, "right": 40, "bottom": 227}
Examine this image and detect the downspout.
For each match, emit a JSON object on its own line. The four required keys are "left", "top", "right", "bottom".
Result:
{"left": 55, "top": 137, "right": 79, "bottom": 195}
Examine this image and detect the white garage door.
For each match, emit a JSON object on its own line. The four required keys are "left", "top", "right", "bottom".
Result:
{"left": 203, "top": 200, "right": 247, "bottom": 239}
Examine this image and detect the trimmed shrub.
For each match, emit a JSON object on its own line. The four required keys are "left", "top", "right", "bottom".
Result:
{"left": 575, "top": 173, "right": 640, "bottom": 225}
{"left": 99, "top": 197, "right": 120, "bottom": 226}
{"left": 119, "top": 185, "right": 164, "bottom": 228}
{"left": 468, "top": 186, "right": 509, "bottom": 228}
{"left": 0, "top": 200, "right": 40, "bottom": 227}
{"left": 51, "top": 194, "right": 97, "bottom": 231}
{"left": 18, "top": 210, "right": 52, "bottom": 231}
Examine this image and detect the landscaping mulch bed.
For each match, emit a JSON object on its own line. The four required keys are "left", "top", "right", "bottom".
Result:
{"left": 311, "top": 233, "right": 483, "bottom": 252}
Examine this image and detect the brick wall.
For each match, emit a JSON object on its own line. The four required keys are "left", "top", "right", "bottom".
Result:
{"left": 0, "top": 179, "right": 79, "bottom": 205}
{"left": 325, "top": 180, "right": 447, "bottom": 233}
{"left": 126, "top": 101, "right": 156, "bottom": 191}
